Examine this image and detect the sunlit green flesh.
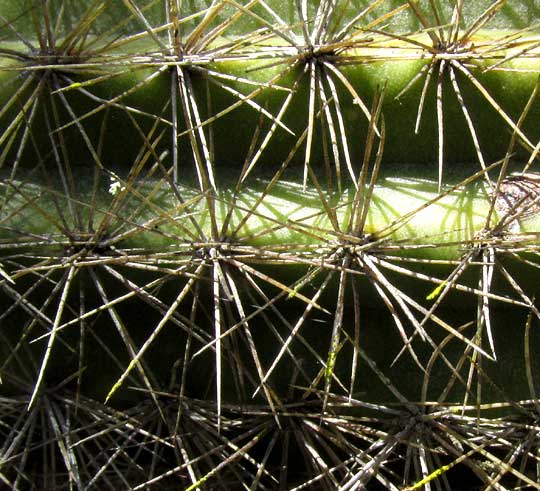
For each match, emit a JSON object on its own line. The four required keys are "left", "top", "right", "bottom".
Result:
{"left": 0, "top": 175, "right": 522, "bottom": 259}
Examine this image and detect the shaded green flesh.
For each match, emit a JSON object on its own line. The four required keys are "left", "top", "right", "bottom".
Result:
{"left": 1, "top": 253, "right": 538, "bottom": 410}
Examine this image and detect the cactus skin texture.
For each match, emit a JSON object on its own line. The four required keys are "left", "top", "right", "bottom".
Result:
{"left": 3, "top": 1, "right": 540, "bottom": 489}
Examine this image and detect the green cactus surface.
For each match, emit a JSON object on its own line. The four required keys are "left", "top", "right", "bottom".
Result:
{"left": 3, "top": 1, "right": 540, "bottom": 489}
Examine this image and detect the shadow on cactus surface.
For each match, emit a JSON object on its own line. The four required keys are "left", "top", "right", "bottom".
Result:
{"left": 4, "top": 0, "right": 540, "bottom": 489}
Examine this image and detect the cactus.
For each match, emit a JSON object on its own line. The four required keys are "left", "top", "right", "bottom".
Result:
{"left": 2, "top": 1, "right": 540, "bottom": 489}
